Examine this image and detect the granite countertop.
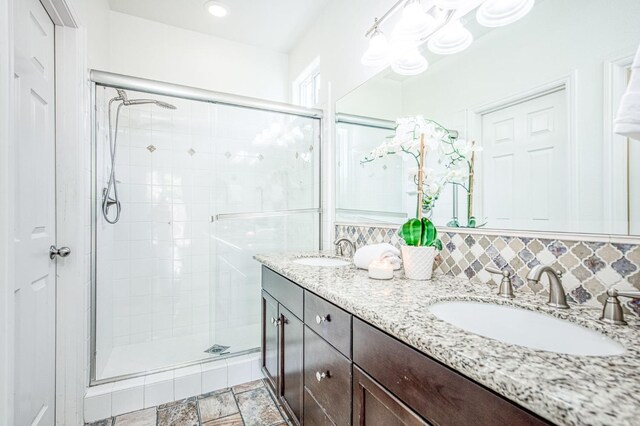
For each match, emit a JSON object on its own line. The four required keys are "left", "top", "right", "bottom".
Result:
{"left": 254, "top": 251, "right": 640, "bottom": 426}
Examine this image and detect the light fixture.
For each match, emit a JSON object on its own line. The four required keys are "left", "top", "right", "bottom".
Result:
{"left": 434, "top": 0, "right": 477, "bottom": 10}
{"left": 427, "top": 20, "right": 473, "bottom": 55}
{"left": 391, "top": 47, "right": 429, "bottom": 76}
{"left": 476, "top": 0, "right": 534, "bottom": 27}
{"left": 361, "top": 0, "right": 537, "bottom": 77}
{"left": 361, "top": 28, "right": 389, "bottom": 67}
{"left": 205, "top": 1, "right": 229, "bottom": 18}
{"left": 392, "top": 0, "right": 435, "bottom": 42}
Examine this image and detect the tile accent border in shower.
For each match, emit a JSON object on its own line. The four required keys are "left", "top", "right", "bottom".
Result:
{"left": 84, "top": 353, "right": 263, "bottom": 423}
{"left": 335, "top": 224, "right": 640, "bottom": 315}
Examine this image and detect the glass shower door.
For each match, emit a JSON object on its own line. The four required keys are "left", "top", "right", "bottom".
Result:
{"left": 207, "top": 104, "right": 321, "bottom": 356}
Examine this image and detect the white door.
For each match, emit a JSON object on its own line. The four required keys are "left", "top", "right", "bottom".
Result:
{"left": 13, "top": 0, "right": 57, "bottom": 424}
{"left": 481, "top": 89, "right": 569, "bottom": 231}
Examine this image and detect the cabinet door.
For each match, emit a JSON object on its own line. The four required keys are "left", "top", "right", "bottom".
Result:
{"left": 353, "top": 367, "right": 428, "bottom": 426}
{"left": 262, "top": 290, "right": 279, "bottom": 389}
{"left": 280, "top": 305, "right": 304, "bottom": 424}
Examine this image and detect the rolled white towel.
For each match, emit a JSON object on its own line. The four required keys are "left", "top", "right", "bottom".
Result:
{"left": 614, "top": 44, "right": 640, "bottom": 140}
{"left": 615, "top": 92, "right": 640, "bottom": 140}
{"left": 353, "top": 243, "right": 402, "bottom": 270}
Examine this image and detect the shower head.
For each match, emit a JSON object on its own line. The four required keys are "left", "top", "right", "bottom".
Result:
{"left": 124, "top": 98, "right": 177, "bottom": 110}
{"left": 113, "top": 89, "right": 177, "bottom": 109}
{"left": 153, "top": 101, "right": 177, "bottom": 110}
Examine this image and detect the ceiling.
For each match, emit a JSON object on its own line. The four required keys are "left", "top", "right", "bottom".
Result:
{"left": 108, "top": 0, "right": 330, "bottom": 53}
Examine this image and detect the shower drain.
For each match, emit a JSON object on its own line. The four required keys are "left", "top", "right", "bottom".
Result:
{"left": 204, "top": 344, "right": 230, "bottom": 355}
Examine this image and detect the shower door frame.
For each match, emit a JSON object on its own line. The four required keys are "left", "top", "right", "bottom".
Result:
{"left": 89, "top": 70, "right": 324, "bottom": 385}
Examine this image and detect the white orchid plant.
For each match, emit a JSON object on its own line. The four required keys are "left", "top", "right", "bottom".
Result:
{"left": 362, "top": 115, "right": 482, "bottom": 226}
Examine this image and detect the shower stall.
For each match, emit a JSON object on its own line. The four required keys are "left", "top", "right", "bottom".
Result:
{"left": 335, "top": 114, "right": 406, "bottom": 224}
{"left": 90, "top": 71, "right": 322, "bottom": 383}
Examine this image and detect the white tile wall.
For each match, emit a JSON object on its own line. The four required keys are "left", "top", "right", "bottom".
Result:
{"left": 84, "top": 355, "right": 261, "bottom": 422}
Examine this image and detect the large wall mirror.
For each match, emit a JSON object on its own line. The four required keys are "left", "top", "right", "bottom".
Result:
{"left": 336, "top": 0, "right": 640, "bottom": 236}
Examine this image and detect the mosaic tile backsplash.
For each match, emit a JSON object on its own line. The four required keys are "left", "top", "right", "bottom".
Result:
{"left": 335, "top": 224, "right": 640, "bottom": 316}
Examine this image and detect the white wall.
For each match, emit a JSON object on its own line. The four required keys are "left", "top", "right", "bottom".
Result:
{"left": 69, "top": 0, "right": 111, "bottom": 70}
{"left": 106, "top": 11, "right": 289, "bottom": 102}
{"left": 0, "top": 0, "right": 14, "bottom": 423}
{"left": 337, "top": 77, "right": 403, "bottom": 120}
{"left": 288, "top": 0, "right": 399, "bottom": 107}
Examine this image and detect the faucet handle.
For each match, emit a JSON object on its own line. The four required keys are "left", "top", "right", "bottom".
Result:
{"left": 600, "top": 288, "right": 640, "bottom": 326}
{"left": 485, "top": 266, "right": 515, "bottom": 299}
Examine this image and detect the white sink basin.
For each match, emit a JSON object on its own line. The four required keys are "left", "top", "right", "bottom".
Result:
{"left": 429, "top": 301, "right": 625, "bottom": 356}
{"left": 293, "top": 257, "right": 350, "bottom": 267}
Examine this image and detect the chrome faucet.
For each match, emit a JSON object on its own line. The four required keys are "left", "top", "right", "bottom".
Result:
{"left": 599, "top": 288, "right": 640, "bottom": 325}
{"left": 526, "top": 265, "right": 570, "bottom": 309}
{"left": 334, "top": 238, "right": 355, "bottom": 257}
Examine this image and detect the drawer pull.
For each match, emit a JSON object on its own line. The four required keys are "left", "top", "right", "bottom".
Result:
{"left": 315, "top": 314, "right": 330, "bottom": 324}
{"left": 315, "top": 370, "right": 330, "bottom": 382}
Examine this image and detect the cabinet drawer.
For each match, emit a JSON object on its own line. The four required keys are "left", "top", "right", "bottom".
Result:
{"left": 304, "top": 290, "right": 352, "bottom": 358}
{"left": 262, "top": 266, "right": 303, "bottom": 319}
{"left": 353, "top": 318, "right": 550, "bottom": 426}
{"left": 304, "top": 387, "right": 335, "bottom": 426}
{"left": 304, "top": 326, "right": 352, "bottom": 426}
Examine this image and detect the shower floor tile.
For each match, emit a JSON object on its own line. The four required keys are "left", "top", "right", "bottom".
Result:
{"left": 98, "top": 324, "right": 260, "bottom": 380}
{"left": 86, "top": 379, "right": 291, "bottom": 426}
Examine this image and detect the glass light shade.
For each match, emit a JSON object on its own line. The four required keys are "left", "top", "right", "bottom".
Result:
{"left": 391, "top": 47, "right": 429, "bottom": 76}
{"left": 427, "top": 20, "right": 474, "bottom": 55}
{"left": 476, "top": 0, "right": 535, "bottom": 27}
{"left": 434, "top": 0, "right": 477, "bottom": 10}
{"left": 361, "top": 29, "right": 389, "bottom": 67}
{"left": 392, "top": 0, "right": 435, "bottom": 42}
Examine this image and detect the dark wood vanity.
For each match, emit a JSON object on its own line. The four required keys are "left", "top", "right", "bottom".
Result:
{"left": 261, "top": 266, "right": 551, "bottom": 426}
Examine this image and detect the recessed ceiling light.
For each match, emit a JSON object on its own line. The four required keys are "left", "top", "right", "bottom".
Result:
{"left": 205, "top": 1, "right": 229, "bottom": 18}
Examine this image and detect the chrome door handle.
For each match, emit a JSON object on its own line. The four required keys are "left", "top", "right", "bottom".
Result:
{"left": 49, "top": 245, "right": 71, "bottom": 260}
{"left": 316, "top": 371, "right": 329, "bottom": 382}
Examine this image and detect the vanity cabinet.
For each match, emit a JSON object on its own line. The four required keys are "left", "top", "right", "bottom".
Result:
{"left": 261, "top": 266, "right": 551, "bottom": 426}
{"left": 261, "top": 268, "right": 305, "bottom": 425}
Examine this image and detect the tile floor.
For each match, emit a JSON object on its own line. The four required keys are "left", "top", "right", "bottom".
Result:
{"left": 85, "top": 379, "right": 290, "bottom": 426}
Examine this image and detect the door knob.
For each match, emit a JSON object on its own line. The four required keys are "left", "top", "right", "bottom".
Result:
{"left": 315, "top": 314, "right": 329, "bottom": 324}
{"left": 316, "top": 371, "right": 329, "bottom": 382}
{"left": 49, "top": 245, "right": 71, "bottom": 260}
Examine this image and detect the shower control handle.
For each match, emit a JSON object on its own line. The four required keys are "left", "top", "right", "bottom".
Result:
{"left": 315, "top": 314, "right": 329, "bottom": 324}
{"left": 49, "top": 245, "right": 71, "bottom": 260}
{"left": 316, "top": 371, "right": 329, "bottom": 382}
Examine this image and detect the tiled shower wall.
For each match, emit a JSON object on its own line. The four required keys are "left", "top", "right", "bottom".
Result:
{"left": 96, "top": 89, "right": 214, "bottom": 377}
{"left": 95, "top": 85, "right": 321, "bottom": 379}
{"left": 335, "top": 224, "right": 640, "bottom": 315}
